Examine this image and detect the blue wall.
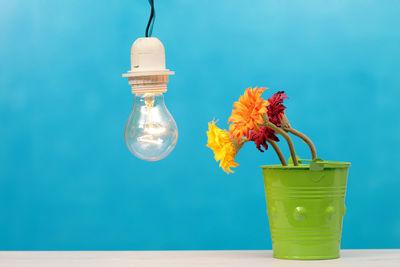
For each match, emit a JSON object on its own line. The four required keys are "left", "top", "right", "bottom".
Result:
{"left": 1, "top": 0, "right": 399, "bottom": 250}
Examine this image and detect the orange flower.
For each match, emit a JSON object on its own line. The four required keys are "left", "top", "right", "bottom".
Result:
{"left": 228, "top": 87, "right": 269, "bottom": 141}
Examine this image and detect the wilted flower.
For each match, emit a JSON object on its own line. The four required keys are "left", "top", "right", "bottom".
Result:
{"left": 267, "top": 91, "right": 287, "bottom": 127}
{"left": 228, "top": 87, "right": 269, "bottom": 141}
{"left": 206, "top": 121, "right": 239, "bottom": 174}
{"left": 249, "top": 126, "right": 279, "bottom": 152}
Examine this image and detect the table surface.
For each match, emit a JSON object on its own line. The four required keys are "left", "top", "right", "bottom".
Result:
{"left": 0, "top": 250, "right": 399, "bottom": 267}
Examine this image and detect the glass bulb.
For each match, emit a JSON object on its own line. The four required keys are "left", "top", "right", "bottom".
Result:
{"left": 124, "top": 93, "right": 178, "bottom": 161}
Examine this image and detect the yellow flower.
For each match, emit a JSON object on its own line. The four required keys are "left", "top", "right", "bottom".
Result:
{"left": 228, "top": 87, "right": 269, "bottom": 142}
{"left": 206, "top": 121, "right": 239, "bottom": 174}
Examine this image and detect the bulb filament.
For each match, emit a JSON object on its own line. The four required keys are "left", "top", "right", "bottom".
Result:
{"left": 138, "top": 93, "right": 167, "bottom": 144}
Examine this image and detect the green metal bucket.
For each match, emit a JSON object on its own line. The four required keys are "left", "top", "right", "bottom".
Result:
{"left": 261, "top": 160, "right": 350, "bottom": 260}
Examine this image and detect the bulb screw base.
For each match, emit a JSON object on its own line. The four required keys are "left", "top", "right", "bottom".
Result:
{"left": 123, "top": 72, "right": 174, "bottom": 94}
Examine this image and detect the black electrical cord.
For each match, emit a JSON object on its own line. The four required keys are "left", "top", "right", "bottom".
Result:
{"left": 145, "top": 0, "right": 155, "bottom": 37}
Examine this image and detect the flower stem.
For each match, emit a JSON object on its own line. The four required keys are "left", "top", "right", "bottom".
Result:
{"left": 286, "top": 128, "right": 317, "bottom": 159}
{"left": 264, "top": 121, "right": 299, "bottom": 166}
{"left": 232, "top": 137, "right": 248, "bottom": 155}
{"left": 267, "top": 139, "right": 287, "bottom": 166}
{"left": 281, "top": 115, "right": 317, "bottom": 160}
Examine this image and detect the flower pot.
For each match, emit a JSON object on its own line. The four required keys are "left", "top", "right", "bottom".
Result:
{"left": 261, "top": 160, "right": 350, "bottom": 260}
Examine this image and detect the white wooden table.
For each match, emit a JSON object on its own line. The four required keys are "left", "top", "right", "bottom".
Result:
{"left": 0, "top": 250, "right": 399, "bottom": 267}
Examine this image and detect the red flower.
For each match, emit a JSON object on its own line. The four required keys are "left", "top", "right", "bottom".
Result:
{"left": 267, "top": 91, "right": 287, "bottom": 127}
{"left": 249, "top": 126, "right": 279, "bottom": 152}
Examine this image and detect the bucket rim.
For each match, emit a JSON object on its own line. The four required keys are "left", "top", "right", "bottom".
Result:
{"left": 261, "top": 160, "right": 351, "bottom": 169}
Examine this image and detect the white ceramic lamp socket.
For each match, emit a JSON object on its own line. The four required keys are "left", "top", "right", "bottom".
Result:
{"left": 122, "top": 37, "right": 174, "bottom": 94}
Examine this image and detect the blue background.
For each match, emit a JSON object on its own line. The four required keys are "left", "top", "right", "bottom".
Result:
{"left": 1, "top": 0, "right": 399, "bottom": 250}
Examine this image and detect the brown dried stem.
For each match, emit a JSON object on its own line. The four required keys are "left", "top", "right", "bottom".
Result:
{"left": 286, "top": 128, "right": 317, "bottom": 159}
{"left": 267, "top": 139, "right": 287, "bottom": 166}
{"left": 281, "top": 115, "right": 317, "bottom": 160}
{"left": 231, "top": 135, "right": 288, "bottom": 166}
{"left": 262, "top": 114, "right": 298, "bottom": 166}
{"left": 264, "top": 121, "right": 298, "bottom": 166}
{"left": 232, "top": 138, "right": 247, "bottom": 155}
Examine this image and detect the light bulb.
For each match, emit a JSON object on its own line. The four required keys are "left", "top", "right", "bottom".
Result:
{"left": 124, "top": 93, "right": 178, "bottom": 161}
{"left": 122, "top": 37, "right": 177, "bottom": 161}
